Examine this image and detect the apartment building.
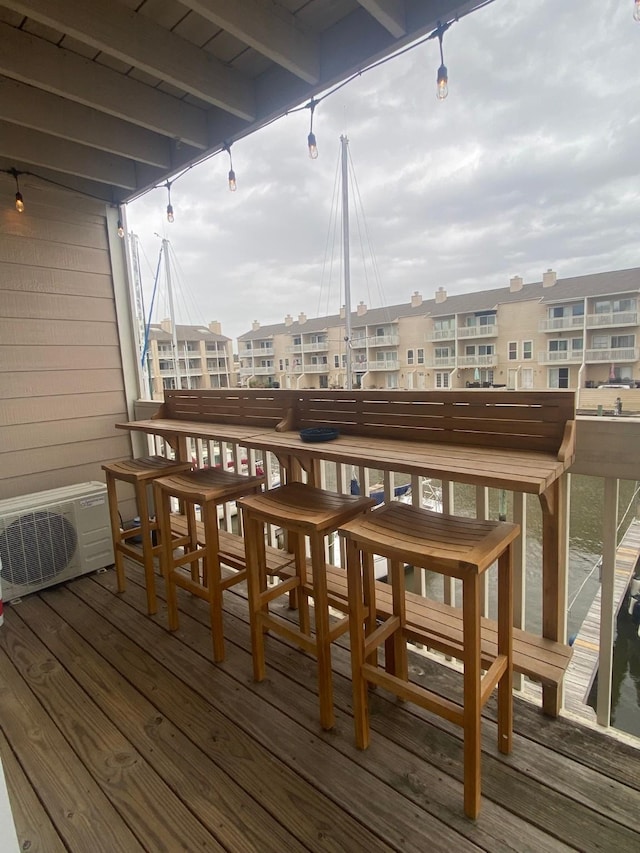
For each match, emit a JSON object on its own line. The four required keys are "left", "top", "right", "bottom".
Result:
{"left": 236, "top": 267, "right": 640, "bottom": 391}
{"left": 145, "top": 320, "right": 235, "bottom": 400}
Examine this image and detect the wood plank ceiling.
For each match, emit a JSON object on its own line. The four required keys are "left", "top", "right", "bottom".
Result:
{"left": 0, "top": 0, "right": 484, "bottom": 204}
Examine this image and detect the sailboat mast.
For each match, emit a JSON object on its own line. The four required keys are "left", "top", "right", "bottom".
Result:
{"left": 340, "top": 134, "right": 352, "bottom": 391}
{"left": 162, "top": 238, "right": 183, "bottom": 390}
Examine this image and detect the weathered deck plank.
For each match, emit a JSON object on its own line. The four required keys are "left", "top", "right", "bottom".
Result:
{"left": 1, "top": 563, "right": 639, "bottom": 853}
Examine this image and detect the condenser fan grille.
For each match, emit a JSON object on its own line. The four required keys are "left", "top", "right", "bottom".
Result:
{"left": 0, "top": 510, "right": 78, "bottom": 588}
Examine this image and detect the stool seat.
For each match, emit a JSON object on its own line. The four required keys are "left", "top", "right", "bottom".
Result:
{"left": 238, "top": 482, "right": 375, "bottom": 730}
{"left": 154, "top": 467, "right": 265, "bottom": 662}
{"left": 102, "top": 455, "right": 192, "bottom": 615}
{"left": 340, "top": 501, "right": 519, "bottom": 820}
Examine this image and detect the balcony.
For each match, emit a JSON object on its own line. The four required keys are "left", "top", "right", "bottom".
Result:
{"left": 538, "top": 350, "right": 584, "bottom": 364}
{"left": 428, "top": 356, "right": 457, "bottom": 368}
{"left": 350, "top": 338, "right": 367, "bottom": 349}
{"left": 302, "top": 363, "right": 330, "bottom": 373}
{"left": 457, "top": 324, "right": 498, "bottom": 338}
{"left": 240, "top": 345, "right": 274, "bottom": 358}
{"left": 366, "top": 334, "right": 399, "bottom": 347}
{"left": 456, "top": 354, "right": 498, "bottom": 367}
{"left": 586, "top": 311, "right": 638, "bottom": 329}
{"left": 539, "top": 316, "right": 585, "bottom": 332}
{"left": 361, "top": 360, "right": 400, "bottom": 371}
{"left": 584, "top": 347, "right": 639, "bottom": 363}
{"left": 425, "top": 328, "right": 456, "bottom": 342}
{"left": 238, "top": 366, "right": 274, "bottom": 377}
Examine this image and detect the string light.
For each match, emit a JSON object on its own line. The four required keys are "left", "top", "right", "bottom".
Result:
{"left": 635, "top": 0, "right": 640, "bottom": 22}
{"left": 224, "top": 144, "right": 237, "bottom": 192}
{"left": 11, "top": 168, "right": 24, "bottom": 213}
{"left": 307, "top": 99, "right": 318, "bottom": 159}
{"left": 165, "top": 181, "right": 174, "bottom": 222}
{"left": 436, "top": 22, "right": 450, "bottom": 100}
{"left": 117, "top": 219, "right": 125, "bottom": 238}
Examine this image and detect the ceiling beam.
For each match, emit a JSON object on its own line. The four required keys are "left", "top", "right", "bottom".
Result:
{"left": 0, "top": 120, "right": 164, "bottom": 190}
{"left": 0, "top": 22, "right": 210, "bottom": 150}
{"left": 178, "top": 0, "right": 319, "bottom": 85}
{"left": 2, "top": 0, "right": 256, "bottom": 120}
{"left": 0, "top": 76, "right": 172, "bottom": 170}
{"left": 356, "top": 0, "right": 406, "bottom": 37}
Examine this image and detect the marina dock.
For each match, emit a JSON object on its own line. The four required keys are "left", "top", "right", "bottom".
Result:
{"left": 562, "top": 517, "right": 640, "bottom": 725}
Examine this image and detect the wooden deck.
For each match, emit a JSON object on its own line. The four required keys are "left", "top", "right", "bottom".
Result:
{"left": 1, "top": 564, "right": 640, "bottom": 853}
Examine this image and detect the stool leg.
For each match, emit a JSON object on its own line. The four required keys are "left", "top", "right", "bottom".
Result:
{"left": 105, "top": 470, "right": 126, "bottom": 594}
{"left": 136, "top": 480, "right": 157, "bottom": 615}
{"left": 390, "top": 558, "right": 408, "bottom": 682}
{"left": 462, "top": 574, "right": 482, "bottom": 820}
{"left": 203, "top": 500, "right": 225, "bottom": 663}
{"left": 346, "top": 538, "right": 370, "bottom": 749}
{"left": 310, "top": 532, "right": 334, "bottom": 730}
{"left": 245, "top": 514, "right": 268, "bottom": 682}
{"left": 362, "top": 550, "right": 377, "bottom": 671}
{"left": 156, "top": 485, "right": 180, "bottom": 632}
{"left": 497, "top": 546, "right": 514, "bottom": 756}
{"left": 290, "top": 530, "right": 310, "bottom": 637}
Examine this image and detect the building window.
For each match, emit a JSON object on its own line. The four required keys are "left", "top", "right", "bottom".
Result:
{"left": 417, "top": 348, "right": 424, "bottom": 364}
{"left": 407, "top": 349, "right": 414, "bottom": 365}
{"left": 279, "top": 359, "right": 284, "bottom": 370}
{"left": 521, "top": 368, "right": 533, "bottom": 389}
{"left": 435, "top": 372, "right": 450, "bottom": 388}
{"left": 523, "top": 341, "right": 532, "bottom": 359}
{"left": 334, "top": 354, "right": 340, "bottom": 368}
{"left": 508, "top": 342, "right": 517, "bottom": 360}
{"left": 549, "top": 339, "right": 568, "bottom": 352}
{"left": 612, "top": 335, "right": 634, "bottom": 349}
{"left": 163, "top": 377, "right": 176, "bottom": 389}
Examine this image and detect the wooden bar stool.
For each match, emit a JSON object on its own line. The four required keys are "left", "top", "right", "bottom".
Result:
{"left": 238, "top": 482, "right": 375, "bottom": 731}
{"left": 102, "top": 455, "right": 192, "bottom": 615}
{"left": 339, "top": 501, "right": 520, "bottom": 819}
{"left": 153, "top": 467, "right": 265, "bottom": 662}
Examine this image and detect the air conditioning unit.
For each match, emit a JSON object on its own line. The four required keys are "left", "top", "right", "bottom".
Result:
{"left": 0, "top": 482, "right": 114, "bottom": 602}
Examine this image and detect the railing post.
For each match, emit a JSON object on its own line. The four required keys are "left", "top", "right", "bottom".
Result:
{"left": 596, "top": 477, "right": 619, "bottom": 727}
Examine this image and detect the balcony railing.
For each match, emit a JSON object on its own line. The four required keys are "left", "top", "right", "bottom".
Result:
{"left": 240, "top": 345, "right": 274, "bottom": 357}
{"left": 364, "top": 360, "right": 400, "bottom": 371}
{"left": 351, "top": 338, "right": 367, "bottom": 349}
{"left": 586, "top": 311, "right": 638, "bottom": 328}
{"left": 457, "top": 324, "right": 498, "bottom": 338}
{"left": 366, "top": 335, "right": 399, "bottom": 347}
{"left": 302, "top": 363, "right": 330, "bottom": 373}
{"left": 584, "top": 347, "right": 639, "bottom": 363}
{"left": 427, "top": 356, "right": 456, "bottom": 368}
{"left": 425, "top": 328, "right": 456, "bottom": 341}
{"left": 538, "top": 350, "right": 584, "bottom": 364}
{"left": 238, "top": 366, "right": 274, "bottom": 376}
{"left": 456, "top": 354, "right": 498, "bottom": 367}
{"left": 539, "top": 316, "right": 585, "bottom": 332}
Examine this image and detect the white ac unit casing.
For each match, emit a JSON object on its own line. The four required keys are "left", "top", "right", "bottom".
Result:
{"left": 0, "top": 482, "right": 114, "bottom": 602}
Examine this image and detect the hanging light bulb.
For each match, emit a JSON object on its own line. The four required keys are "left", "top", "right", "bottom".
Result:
{"left": 436, "top": 63, "right": 448, "bottom": 100}
{"left": 12, "top": 169, "right": 24, "bottom": 212}
{"left": 635, "top": 0, "right": 640, "bottom": 21}
{"left": 117, "top": 219, "right": 125, "bottom": 238}
{"left": 166, "top": 182, "right": 174, "bottom": 222}
{"left": 225, "top": 144, "right": 237, "bottom": 191}
{"left": 307, "top": 99, "right": 318, "bottom": 159}
{"left": 436, "top": 24, "right": 449, "bottom": 100}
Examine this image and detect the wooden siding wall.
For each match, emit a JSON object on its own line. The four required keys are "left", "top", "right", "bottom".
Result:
{"left": 0, "top": 175, "right": 133, "bottom": 501}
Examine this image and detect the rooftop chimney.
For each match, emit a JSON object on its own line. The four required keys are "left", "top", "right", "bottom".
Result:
{"left": 208, "top": 320, "right": 221, "bottom": 335}
{"left": 542, "top": 269, "right": 557, "bottom": 288}
{"left": 357, "top": 301, "right": 367, "bottom": 316}
{"left": 252, "top": 320, "right": 260, "bottom": 331}
{"left": 411, "top": 291, "right": 423, "bottom": 307}
{"left": 298, "top": 312, "right": 307, "bottom": 324}
{"left": 509, "top": 275, "right": 523, "bottom": 292}
{"left": 160, "top": 317, "right": 172, "bottom": 334}
{"left": 284, "top": 313, "right": 293, "bottom": 326}
{"left": 339, "top": 305, "right": 345, "bottom": 319}
{"left": 435, "top": 286, "right": 447, "bottom": 304}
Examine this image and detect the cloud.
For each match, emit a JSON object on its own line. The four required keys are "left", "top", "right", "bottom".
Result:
{"left": 127, "top": 0, "right": 640, "bottom": 343}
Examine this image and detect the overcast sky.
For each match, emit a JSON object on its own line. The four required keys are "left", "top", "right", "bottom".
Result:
{"left": 126, "top": 0, "right": 640, "bottom": 344}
